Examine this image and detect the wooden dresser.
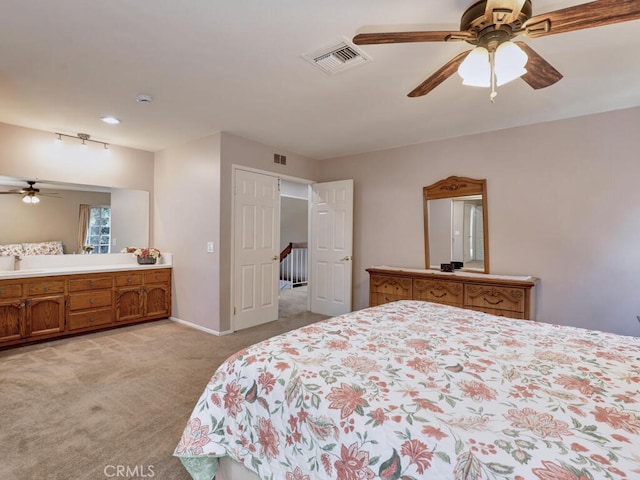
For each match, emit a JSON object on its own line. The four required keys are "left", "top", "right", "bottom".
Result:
{"left": 367, "top": 267, "right": 538, "bottom": 320}
{"left": 0, "top": 267, "right": 171, "bottom": 349}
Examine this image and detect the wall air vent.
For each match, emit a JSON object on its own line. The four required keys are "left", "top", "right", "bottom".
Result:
{"left": 302, "top": 39, "right": 372, "bottom": 75}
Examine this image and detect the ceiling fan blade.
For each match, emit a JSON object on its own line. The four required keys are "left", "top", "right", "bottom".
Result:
{"left": 524, "top": 0, "right": 640, "bottom": 38}
{"left": 485, "top": 0, "right": 526, "bottom": 24}
{"left": 408, "top": 50, "right": 471, "bottom": 98}
{"left": 353, "top": 30, "right": 473, "bottom": 45}
{"left": 0, "top": 191, "right": 22, "bottom": 195}
{"left": 515, "top": 42, "right": 563, "bottom": 89}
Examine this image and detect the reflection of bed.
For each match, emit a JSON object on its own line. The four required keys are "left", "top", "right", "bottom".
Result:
{"left": 175, "top": 300, "right": 640, "bottom": 479}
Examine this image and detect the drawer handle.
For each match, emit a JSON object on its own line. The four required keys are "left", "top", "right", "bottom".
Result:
{"left": 90, "top": 281, "right": 95, "bottom": 287}
{"left": 0, "top": 289, "right": 4, "bottom": 294}
{"left": 89, "top": 317, "right": 96, "bottom": 322}
{"left": 485, "top": 298, "right": 504, "bottom": 306}
{"left": 44, "top": 286, "right": 50, "bottom": 291}
{"left": 89, "top": 298, "right": 95, "bottom": 304}
{"left": 127, "top": 278, "right": 132, "bottom": 283}
{"left": 430, "top": 291, "right": 447, "bottom": 298}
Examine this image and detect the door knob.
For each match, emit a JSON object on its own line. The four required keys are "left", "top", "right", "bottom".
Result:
{"left": 340, "top": 256, "right": 352, "bottom": 262}
{"left": 272, "top": 255, "right": 278, "bottom": 261}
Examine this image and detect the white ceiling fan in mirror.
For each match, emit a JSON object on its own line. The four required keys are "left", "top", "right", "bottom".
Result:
{"left": 0, "top": 180, "right": 62, "bottom": 204}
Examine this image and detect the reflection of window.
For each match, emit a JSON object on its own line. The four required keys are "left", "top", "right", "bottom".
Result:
{"left": 86, "top": 206, "right": 111, "bottom": 254}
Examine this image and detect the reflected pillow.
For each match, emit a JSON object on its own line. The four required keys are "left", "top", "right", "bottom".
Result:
{"left": 22, "top": 241, "right": 64, "bottom": 255}
{"left": 0, "top": 243, "right": 25, "bottom": 256}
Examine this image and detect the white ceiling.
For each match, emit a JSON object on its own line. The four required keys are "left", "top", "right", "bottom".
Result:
{"left": 1, "top": 1, "right": 639, "bottom": 160}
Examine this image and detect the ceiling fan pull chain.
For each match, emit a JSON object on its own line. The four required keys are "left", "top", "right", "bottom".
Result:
{"left": 489, "top": 51, "right": 497, "bottom": 103}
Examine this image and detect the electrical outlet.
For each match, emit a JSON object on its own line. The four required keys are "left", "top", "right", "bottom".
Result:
{"left": 207, "top": 242, "right": 215, "bottom": 253}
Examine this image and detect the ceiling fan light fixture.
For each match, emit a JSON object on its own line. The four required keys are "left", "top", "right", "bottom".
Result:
{"left": 23, "top": 193, "right": 39, "bottom": 204}
{"left": 494, "top": 41, "right": 528, "bottom": 86}
{"left": 458, "top": 47, "right": 491, "bottom": 87}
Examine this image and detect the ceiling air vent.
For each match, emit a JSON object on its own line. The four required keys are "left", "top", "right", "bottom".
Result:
{"left": 303, "top": 39, "right": 372, "bottom": 75}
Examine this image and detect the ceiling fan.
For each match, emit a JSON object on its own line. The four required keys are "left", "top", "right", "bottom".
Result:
{"left": 0, "top": 180, "right": 60, "bottom": 204}
{"left": 353, "top": 0, "right": 640, "bottom": 101}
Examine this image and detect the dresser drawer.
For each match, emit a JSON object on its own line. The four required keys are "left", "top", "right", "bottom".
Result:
{"left": 68, "top": 276, "right": 113, "bottom": 292}
{"left": 0, "top": 283, "right": 22, "bottom": 299}
{"left": 413, "top": 279, "right": 463, "bottom": 306}
{"left": 27, "top": 280, "right": 65, "bottom": 296}
{"left": 67, "top": 308, "right": 113, "bottom": 330}
{"left": 115, "top": 273, "right": 143, "bottom": 287}
{"left": 68, "top": 290, "right": 113, "bottom": 311}
{"left": 144, "top": 269, "right": 170, "bottom": 284}
{"left": 464, "top": 285, "right": 525, "bottom": 313}
{"left": 370, "top": 275, "right": 412, "bottom": 297}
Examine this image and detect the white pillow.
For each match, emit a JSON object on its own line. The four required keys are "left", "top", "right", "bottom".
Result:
{"left": 22, "top": 241, "right": 64, "bottom": 255}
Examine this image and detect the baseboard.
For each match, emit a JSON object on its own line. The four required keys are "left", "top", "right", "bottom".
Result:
{"left": 169, "top": 317, "right": 233, "bottom": 336}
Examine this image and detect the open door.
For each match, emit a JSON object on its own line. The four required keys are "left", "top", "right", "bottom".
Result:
{"left": 233, "top": 169, "right": 280, "bottom": 330}
{"left": 310, "top": 179, "right": 354, "bottom": 316}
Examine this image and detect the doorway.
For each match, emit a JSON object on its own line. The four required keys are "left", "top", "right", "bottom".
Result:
{"left": 231, "top": 167, "right": 353, "bottom": 331}
{"left": 279, "top": 180, "right": 310, "bottom": 318}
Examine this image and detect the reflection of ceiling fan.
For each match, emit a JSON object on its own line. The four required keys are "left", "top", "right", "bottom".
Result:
{"left": 0, "top": 180, "right": 61, "bottom": 204}
{"left": 353, "top": 0, "right": 640, "bottom": 100}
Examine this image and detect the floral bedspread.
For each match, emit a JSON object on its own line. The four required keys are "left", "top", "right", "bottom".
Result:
{"left": 175, "top": 300, "right": 640, "bottom": 480}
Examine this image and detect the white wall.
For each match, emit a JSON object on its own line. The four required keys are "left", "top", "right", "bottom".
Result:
{"left": 281, "top": 197, "right": 308, "bottom": 251}
{"left": 154, "top": 133, "right": 222, "bottom": 332}
{"left": 317, "top": 106, "right": 640, "bottom": 336}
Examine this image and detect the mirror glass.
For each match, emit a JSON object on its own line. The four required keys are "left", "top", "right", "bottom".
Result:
{"left": 0, "top": 175, "right": 149, "bottom": 254}
{"left": 423, "top": 176, "right": 489, "bottom": 273}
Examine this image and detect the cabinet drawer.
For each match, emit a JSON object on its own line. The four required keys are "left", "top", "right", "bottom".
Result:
{"left": 464, "top": 285, "right": 525, "bottom": 313}
{"left": 68, "top": 290, "right": 112, "bottom": 311}
{"left": 115, "top": 273, "right": 143, "bottom": 287}
{"left": 27, "top": 280, "right": 65, "bottom": 296}
{"left": 67, "top": 308, "right": 113, "bottom": 330}
{"left": 68, "top": 276, "right": 113, "bottom": 292}
{"left": 413, "top": 279, "right": 463, "bottom": 306}
{"left": 370, "top": 275, "right": 412, "bottom": 296}
{"left": 144, "top": 269, "right": 170, "bottom": 284}
{"left": 0, "top": 283, "right": 22, "bottom": 299}
{"left": 371, "top": 292, "right": 412, "bottom": 307}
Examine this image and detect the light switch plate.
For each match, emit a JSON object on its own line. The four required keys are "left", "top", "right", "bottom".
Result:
{"left": 207, "top": 242, "right": 214, "bottom": 253}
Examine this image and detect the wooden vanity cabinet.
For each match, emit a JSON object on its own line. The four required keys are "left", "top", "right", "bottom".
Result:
{"left": 367, "top": 267, "right": 538, "bottom": 320}
{"left": 0, "top": 267, "right": 172, "bottom": 349}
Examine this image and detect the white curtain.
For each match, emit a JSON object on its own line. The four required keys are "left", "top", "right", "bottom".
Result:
{"left": 77, "top": 204, "right": 91, "bottom": 253}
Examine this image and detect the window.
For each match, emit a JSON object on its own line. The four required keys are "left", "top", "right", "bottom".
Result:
{"left": 86, "top": 206, "right": 111, "bottom": 254}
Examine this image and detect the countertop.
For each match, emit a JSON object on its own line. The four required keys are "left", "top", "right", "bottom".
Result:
{"left": 0, "top": 263, "right": 171, "bottom": 280}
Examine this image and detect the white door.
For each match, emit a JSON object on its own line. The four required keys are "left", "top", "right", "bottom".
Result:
{"left": 233, "top": 169, "right": 280, "bottom": 330}
{"left": 310, "top": 179, "right": 354, "bottom": 316}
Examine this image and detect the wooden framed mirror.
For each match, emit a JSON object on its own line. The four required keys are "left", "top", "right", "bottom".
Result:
{"left": 423, "top": 176, "right": 489, "bottom": 273}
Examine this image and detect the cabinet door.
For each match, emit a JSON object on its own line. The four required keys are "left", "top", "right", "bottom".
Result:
{"left": 0, "top": 299, "right": 25, "bottom": 343}
{"left": 144, "top": 284, "right": 170, "bottom": 319}
{"left": 115, "top": 287, "right": 144, "bottom": 322}
{"left": 27, "top": 295, "right": 65, "bottom": 337}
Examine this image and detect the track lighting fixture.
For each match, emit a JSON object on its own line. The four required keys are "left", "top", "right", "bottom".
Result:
{"left": 54, "top": 132, "right": 109, "bottom": 149}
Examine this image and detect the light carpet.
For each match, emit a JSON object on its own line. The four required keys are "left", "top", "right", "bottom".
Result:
{"left": 0, "top": 310, "right": 326, "bottom": 480}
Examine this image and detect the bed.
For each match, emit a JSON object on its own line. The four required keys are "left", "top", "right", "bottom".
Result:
{"left": 174, "top": 300, "right": 640, "bottom": 479}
